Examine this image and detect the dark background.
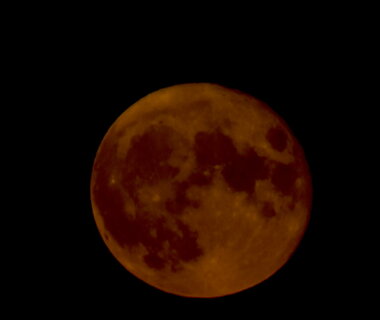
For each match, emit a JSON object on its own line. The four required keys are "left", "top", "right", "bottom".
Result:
{"left": 13, "top": 24, "right": 363, "bottom": 315}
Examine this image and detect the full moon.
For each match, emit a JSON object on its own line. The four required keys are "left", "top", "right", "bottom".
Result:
{"left": 90, "top": 83, "right": 312, "bottom": 298}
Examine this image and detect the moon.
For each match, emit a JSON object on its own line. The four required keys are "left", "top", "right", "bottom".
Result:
{"left": 90, "top": 83, "right": 312, "bottom": 298}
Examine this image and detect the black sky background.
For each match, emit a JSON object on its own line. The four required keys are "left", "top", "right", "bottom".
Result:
{"left": 12, "top": 23, "right": 365, "bottom": 316}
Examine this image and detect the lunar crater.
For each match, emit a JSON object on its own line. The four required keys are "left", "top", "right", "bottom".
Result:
{"left": 266, "top": 125, "right": 288, "bottom": 152}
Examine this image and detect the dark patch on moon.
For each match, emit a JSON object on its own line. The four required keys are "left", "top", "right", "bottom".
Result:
{"left": 184, "top": 128, "right": 299, "bottom": 209}
{"left": 142, "top": 217, "right": 204, "bottom": 271}
{"left": 93, "top": 124, "right": 300, "bottom": 272}
{"left": 165, "top": 168, "right": 214, "bottom": 215}
{"left": 261, "top": 202, "right": 276, "bottom": 218}
{"left": 143, "top": 252, "right": 166, "bottom": 270}
{"left": 92, "top": 140, "right": 139, "bottom": 247}
{"left": 191, "top": 129, "right": 299, "bottom": 210}
{"left": 193, "top": 129, "right": 270, "bottom": 194}
{"left": 271, "top": 162, "right": 298, "bottom": 196}
{"left": 123, "top": 124, "right": 180, "bottom": 184}
{"left": 194, "top": 130, "right": 237, "bottom": 167}
{"left": 165, "top": 180, "right": 200, "bottom": 215}
{"left": 222, "top": 148, "right": 269, "bottom": 194}
{"left": 266, "top": 126, "right": 288, "bottom": 152}
{"left": 92, "top": 124, "right": 204, "bottom": 272}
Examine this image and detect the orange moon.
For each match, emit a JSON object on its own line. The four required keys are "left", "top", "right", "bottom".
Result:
{"left": 90, "top": 83, "right": 312, "bottom": 298}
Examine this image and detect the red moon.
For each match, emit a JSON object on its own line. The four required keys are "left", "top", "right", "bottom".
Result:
{"left": 90, "top": 83, "right": 312, "bottom": 298}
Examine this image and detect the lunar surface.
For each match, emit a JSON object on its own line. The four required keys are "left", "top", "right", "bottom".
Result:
{"left": 90, "top": 83, "right": 312, "bottom": 298}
